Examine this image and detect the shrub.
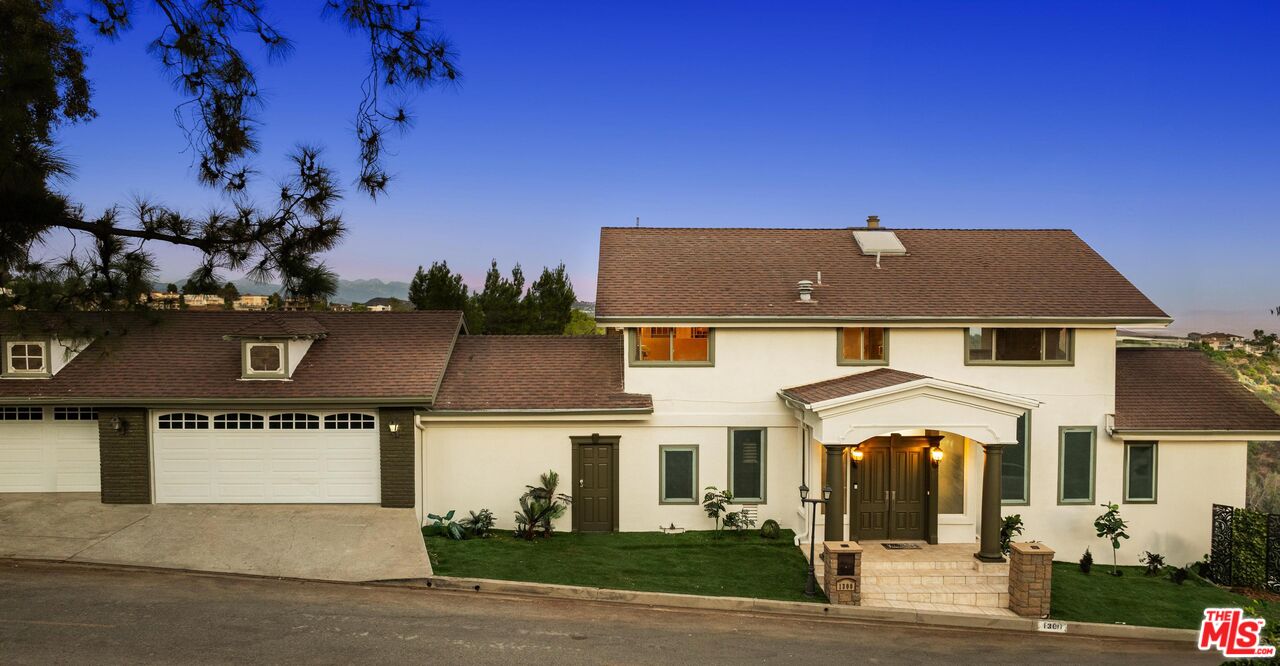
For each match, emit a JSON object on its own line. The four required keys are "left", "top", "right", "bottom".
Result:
{"left": 1232, "top": 506, "right": 1268, "bottom": 589}
{"left": 427, "top": 510, "right": 466, "bottom": 540}
{"left": 1000, "top": 514, "right": 1024, "bottom": 556}
{"left": 460, "top": 509, "right": 495, "bottom": 538}
{"left": 513, "top": 470, "right": 572, "bottom": 540}
{"left": 1079, "top": 547, "right": 1093, "bottom": 574}
{"left": 723, "top": 509, "right": 757, "bottom": 534}
{"left": 1139, "top": 550, "right": 1166, "bottom": 576}
{"left": 702, "top": 486, "right": 734, "bottom": 532}
{"left": 1170, "top": 566, "right": 1190, "bottom": 585}
{"left": 1094, "top": 502, "right": 1130, "bottom": 576}
{"left": 759, "top": 519, "right": 781, "bottom": 539}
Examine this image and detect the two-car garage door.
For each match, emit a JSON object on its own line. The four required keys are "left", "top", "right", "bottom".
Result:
{"left": 0, "top": 407, "right": 101, "bottom": 492}
{"left": 152, "top": 410, "right": 381, "bottom": 504}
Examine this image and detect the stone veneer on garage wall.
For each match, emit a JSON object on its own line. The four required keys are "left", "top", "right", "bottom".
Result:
{"left": 379, "top": 407, "right": 415, "bottom": 508}
{"left": 97, "top": 407, "right": 151, "bottom": 504}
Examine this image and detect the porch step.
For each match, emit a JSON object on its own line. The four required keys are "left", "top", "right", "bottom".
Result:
{"left": 861, "top": 568, "right": 1008, "bottom": 588}
{"left": 861, "top": 586, "right": 1010, "bottom": 608}
{"left": 860, "top": 559, "right": 1009, "bottom": 575}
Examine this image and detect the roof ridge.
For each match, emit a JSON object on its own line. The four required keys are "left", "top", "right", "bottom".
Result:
{"left": 601, "top": 226, "right": 1077, "bottom": 232}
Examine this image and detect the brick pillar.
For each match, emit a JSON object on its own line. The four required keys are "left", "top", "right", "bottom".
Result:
{"left": 1008, "top": 542, "right": 1054, "bottom": 617}
{"left": 822, "top": 541, "right": 862, "bottom": 605}
{"left": 98, "top": 407, "right": 151, "bottom": 504}
{"left": 379, "top": 407, "right": 416, "bottom": 508}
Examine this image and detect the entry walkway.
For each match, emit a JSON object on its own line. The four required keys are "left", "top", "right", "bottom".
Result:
{"left": 0, "top": 493, "right": 430, "bottom": 582}
{"left": 808, "top": 541, "right": 1016, "bottom": 617}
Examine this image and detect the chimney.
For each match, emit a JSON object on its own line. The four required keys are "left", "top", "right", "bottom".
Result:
{"left": 866, "top": 215, "right": 880, "bottom": 229}
{"left": 797, "top": 279, "right": 815, "bottom": 302}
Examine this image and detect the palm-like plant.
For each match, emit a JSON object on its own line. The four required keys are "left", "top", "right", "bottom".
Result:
{"left": 513, "top": 470, "right": 573, "bottom": 540}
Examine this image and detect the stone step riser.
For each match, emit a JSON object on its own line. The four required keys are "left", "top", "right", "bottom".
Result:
{"left": 859, "top": 560, "right": 1009, "bottom": 573}
{"left": 862, "top": 574, "right": 1007, "bottom": 587}
{"left": 861, "top": 591, "right": 1010, "bottom": 607}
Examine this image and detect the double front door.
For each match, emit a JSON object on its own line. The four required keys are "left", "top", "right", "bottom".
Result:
{"left": 852, "top": 434, "right": 928, "bottom": 540}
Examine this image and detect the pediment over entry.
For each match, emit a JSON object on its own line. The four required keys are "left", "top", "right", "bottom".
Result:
{"left": 779, "top": 370, "right": 1040, "bottom": 446}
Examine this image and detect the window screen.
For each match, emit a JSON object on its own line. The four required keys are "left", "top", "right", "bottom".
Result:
{"left": 1059, "top": 428, "right": 1095, "bottom": 503}
{"left": 1002, "top": 414, "right": 1029, "bottom": 503}
{"left": 660, "top": 446, "right": 698, "bottom": 503}
{"left": 730, "top": 428, "right": 766, "bottom": 501}
{"left": 1125, "top": 442, "right": 1157, "bottom": 502}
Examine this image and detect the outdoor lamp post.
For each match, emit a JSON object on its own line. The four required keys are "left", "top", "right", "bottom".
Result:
{"left": 800, "top": 483, "right": 832, "bottom": 597}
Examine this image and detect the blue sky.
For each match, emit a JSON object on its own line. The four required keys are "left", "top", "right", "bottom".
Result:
{"left": 53, "top": 1, "right": 1279, "bottom": 329}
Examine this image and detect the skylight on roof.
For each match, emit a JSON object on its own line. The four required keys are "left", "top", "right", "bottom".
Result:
{"left": 852, "top": 230, "right": 907, "bottom": 256}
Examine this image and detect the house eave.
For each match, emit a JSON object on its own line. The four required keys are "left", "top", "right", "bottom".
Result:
{"left": 780, "top": 378, "right": 1042, "bottom": 414}
{"left": 0, "top": 395, "right": 434, "bottom": 407}
{"left": 597, "top": 315, "right": 1173, "bottom": 327}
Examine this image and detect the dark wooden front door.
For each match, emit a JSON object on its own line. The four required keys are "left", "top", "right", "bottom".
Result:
{"left": 852, "top": 435, "right": 928, "bottom": 541}
{"left": 854, "top": 445, "right": 890, "bottom": 540}
{"left": 572, "top": 436, "right": 618, "bottom": 532}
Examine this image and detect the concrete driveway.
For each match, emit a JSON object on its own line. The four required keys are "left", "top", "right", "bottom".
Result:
{"left": 0, "top": 493, "right": 431, "bottom": 582}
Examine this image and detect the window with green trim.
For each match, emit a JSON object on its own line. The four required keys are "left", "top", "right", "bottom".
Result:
{"left": 966, "top": 327, "right": 1073, "bottom": 364}
{"left": 1124, "top": 441, "right": 1157, "bottom": 503}
{"left": 1058, "top": 427, "right": 1096, "bottom": 504}
{"left": 1001, "top": 413, "right": 1030, "bottom": 504}
{"left": 728, "top": 428, "right": 766, "bottom": 502}
{"left": 659, "top": 445, "right": 699, "bottom": 504}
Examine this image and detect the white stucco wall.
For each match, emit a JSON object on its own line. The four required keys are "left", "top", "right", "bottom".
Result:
{"left": 420, "top": 420, "right": 802, "bottom": 533}
{"left": 418, "top": 325, "right": 1247, "bottom": 566}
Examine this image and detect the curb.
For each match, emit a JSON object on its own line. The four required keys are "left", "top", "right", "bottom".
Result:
{"left": 393, "top": 574, "right": 1199, "bottom": 644}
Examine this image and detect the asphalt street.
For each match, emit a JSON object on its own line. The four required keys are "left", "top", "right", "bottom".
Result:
{"left": 0, "top": 561, "right": 1215, "bottom": 665}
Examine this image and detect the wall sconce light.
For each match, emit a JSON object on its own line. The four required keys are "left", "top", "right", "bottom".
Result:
{"left": 930, "top": 446, "right": 944, "bottom": 465}
{"left": 387, "top": 422, "right": 400, "bottom": 434}
{"left": 850, "top": 447, "right": 864, "bottom": 464}
{"left": 110, "top": 416, "right": 127, "bottom": 435}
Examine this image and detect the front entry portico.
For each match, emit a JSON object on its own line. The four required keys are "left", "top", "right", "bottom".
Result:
{"left": 781, "top": 369, "right": 1040, "bottom": 562}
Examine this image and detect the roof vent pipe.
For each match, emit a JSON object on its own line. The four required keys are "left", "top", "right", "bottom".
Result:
{"left": 867, "top": 215, "right": 880, "bottom": 228}
{"left": 797, "top": 279, "right": 815, "bottom": 302}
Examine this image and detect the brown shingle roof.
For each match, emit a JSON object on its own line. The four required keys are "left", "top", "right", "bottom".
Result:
{"left": 597, "top": 227, "right": 1169, "bottom": 320}
{"left": 780, "top": 368, "right": 929, "bottom": 405}
{"left": 1115, "top": 349, "right": 1280, "bottom": 432}
{"left": 432, "top": 335, "right": 653, "bottom": 412}
{"left": 0, "top": 311, "right": 462, "bottom": 404}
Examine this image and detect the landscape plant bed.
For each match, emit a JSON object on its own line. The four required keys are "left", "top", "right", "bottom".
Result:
{"left": 424, "top": 529, "right": 822, "bottom": 603}
{"left": 1050, "top": 562, "right": 1279, "bottom": 630}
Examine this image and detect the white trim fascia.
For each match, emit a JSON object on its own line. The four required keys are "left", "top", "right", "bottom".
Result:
{"left": 789, "top": 377, "right": 1041, "bottom": 414}
{"left": 419, "top": 410, "right": 652, "bottom": 423}
{"left": 1111, "top": 429, "right": 1280, "bottom": 442}
{"left": 598, "top": 315, "right": 1173, "bottom": 328}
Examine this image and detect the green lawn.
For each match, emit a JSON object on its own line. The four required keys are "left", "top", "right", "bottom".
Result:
{"left": 1051, "top": 562, "right": 1279, "bottom": 630}
{"left": 425, "top": 529, "right": 823, "bottom": 603}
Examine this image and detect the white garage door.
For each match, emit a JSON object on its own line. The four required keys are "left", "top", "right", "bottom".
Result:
{"left": 0, "top": 407, "right": 101, "bottom": 492}
{"left": 152, "top": 411, "right": 381, "bottom": 503}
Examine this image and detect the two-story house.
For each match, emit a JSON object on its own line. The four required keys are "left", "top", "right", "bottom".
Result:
{"left": 4, "top": 222, "right": 1279, "bottom": 582}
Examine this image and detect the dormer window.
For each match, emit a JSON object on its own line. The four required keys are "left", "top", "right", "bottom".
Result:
{"left": 3, "top": 339, "right": 50, "bottom": 378}
{"left": 243, "top": 341, "right": 288, "bottom": 379}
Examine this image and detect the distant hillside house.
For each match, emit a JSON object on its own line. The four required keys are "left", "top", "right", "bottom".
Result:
{"left": 363, "top": 297, "right": 412, "bottom": 312}
{"left": 233, "top": 295, "right": 270, "bottom": 311}
{"left": 1191, "top": 332, "right": 1246, "bottom": 350}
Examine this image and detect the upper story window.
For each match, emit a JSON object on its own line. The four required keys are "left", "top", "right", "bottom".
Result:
{"left": 242, "top": 341, "right": 287, "bottom": 378}
{"left": 838, "top": 327, "right": 888, "bottom": 365}
{"left": 3, "top": 339, "right": 49, "bottom": 377}
{"left": 966, "top": 327, "right": 1073, "bottom": 365}
{"left": 631, "top": 327, "right": 713, "bottom": 366}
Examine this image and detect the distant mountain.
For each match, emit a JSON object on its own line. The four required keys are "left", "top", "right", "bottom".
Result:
{"left": 156, "top": 277, "right": 411, "bottom": 305}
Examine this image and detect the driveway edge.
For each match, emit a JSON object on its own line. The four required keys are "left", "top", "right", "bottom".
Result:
{"left": 409, "top": 574, "right": 1199, "bottom": 644}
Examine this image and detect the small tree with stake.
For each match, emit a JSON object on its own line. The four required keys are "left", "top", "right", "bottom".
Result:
{"left": 1094, "top": 502, "right": 1130, "bottom": 576}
